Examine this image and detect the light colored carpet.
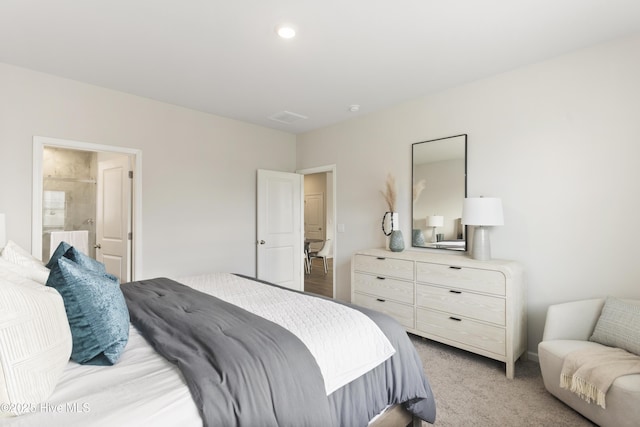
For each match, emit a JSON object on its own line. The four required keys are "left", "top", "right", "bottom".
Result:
{"left": 409, "top": 334, "right": 597, "bottom": 426}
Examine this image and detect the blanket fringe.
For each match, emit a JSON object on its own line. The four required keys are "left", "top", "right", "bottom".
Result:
{"left": 560, "top": 373, "right": 607, "bottom": 409}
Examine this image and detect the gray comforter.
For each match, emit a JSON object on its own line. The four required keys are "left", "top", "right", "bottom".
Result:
{"left": 122, "top": 277, "right": 436, "bottom": 427}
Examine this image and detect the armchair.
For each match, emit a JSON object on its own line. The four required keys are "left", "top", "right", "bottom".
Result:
{"left": 538, "top": 298, "right": 640, "bottom": 427}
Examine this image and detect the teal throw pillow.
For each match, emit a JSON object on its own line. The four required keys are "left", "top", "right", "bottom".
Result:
{"left": 45, "top": 241, "right": 72, "bottom": 269}
{"left": 62, "top": 246, "right": 118, "bottom": 282}
{"left": 46, "top": 257, "right": 129, "bottom": 365}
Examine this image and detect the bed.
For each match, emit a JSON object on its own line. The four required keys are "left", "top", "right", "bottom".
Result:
{"left": 0, "top": 237, "right": 436, "bottom": 427}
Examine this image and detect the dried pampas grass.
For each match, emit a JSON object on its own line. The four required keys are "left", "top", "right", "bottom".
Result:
{"left": 381, "top": 173, "right": 397, "bottom": 212}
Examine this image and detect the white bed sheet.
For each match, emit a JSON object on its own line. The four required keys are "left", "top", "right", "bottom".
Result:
{"left": 2, "top": 325, "right": 202, "bottom": 427}
{"left": 3, "top": 273, "right": 394, "bottom": 426}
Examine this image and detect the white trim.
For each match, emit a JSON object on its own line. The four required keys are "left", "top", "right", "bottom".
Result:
{"left": 296, "top": 164, "right": 337, "bottom": 299}
{"left": 32, "top": 136, "right": 143, "bottom": 280}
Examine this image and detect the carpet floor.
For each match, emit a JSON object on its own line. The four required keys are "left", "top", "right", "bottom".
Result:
{"left": 410, "top": 334, "right": 597, "bottom": 426}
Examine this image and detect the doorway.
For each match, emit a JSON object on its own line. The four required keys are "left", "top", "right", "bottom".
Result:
{"left": 32, "top": 136, "right": 143, "bottom": 281}
{"left": 298, "top": 166, "right": 336, "bottom": 299}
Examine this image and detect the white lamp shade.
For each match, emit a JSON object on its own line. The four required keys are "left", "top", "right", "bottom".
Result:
{"left": 0, "top": 213, "right": 6, "bottom": 248}
{"left": 462, "top": 198, "right": 504, "bottom": 226}
{"left": 426, "top": 215, "right": 444, "bottom": 227}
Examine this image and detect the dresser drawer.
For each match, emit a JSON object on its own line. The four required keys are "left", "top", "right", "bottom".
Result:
{"left": 416, "top": 262, "right": 505, "bottom": 295}
{"left": 353, "top": 272, "right": 414, "bottom": 305}
{"left": 416, "top": 308, "right": 506, "bottom": 356}
{"left": 354, "top": 254, "right": 414, "bottom": 280}
{"left": 353, "top": 292, "right": 415, "bottom": 329}
{"left": 416, "top": 284, "right": 505, "bottom": 325}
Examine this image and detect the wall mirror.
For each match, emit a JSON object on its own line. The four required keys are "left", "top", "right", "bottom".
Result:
{"left": 412, "top": 134, "right": 467, "bottom": 251}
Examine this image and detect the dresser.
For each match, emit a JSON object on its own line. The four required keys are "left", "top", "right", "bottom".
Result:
{"left": 351, "top": 248, "right": 526, "bottom": 379}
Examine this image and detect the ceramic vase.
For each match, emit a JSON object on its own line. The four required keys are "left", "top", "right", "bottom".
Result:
{"left": 389, "top": 229, "right": 405, "bottom": 252}
{"left": 412, "top": 229, "right": 425, "bottom": 246}
{"left": 383, "top": 212, "right": 404, "bottom": 252}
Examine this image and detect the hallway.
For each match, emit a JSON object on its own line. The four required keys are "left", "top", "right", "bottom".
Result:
{"left": 304, "top": 258, "right": 333, "bottom": 298}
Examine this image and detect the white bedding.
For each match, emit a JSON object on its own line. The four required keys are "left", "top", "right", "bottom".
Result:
{"left": 2, "top": 325, "right": 201, "bottom": 427}
{"left": 4, "top": 273, "right": 395, "bottom": 425}
{"left": 178, "top": 272, "right": 396, "bottom": 394}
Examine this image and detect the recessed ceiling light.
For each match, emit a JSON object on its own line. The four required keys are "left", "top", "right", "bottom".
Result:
{"left": 276, "top": 24, "right": 296, "bottom": 39}
{"left": 349, "top": 104, "right": 360, "bottom": 112}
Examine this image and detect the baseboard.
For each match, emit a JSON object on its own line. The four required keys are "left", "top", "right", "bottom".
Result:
{"left": 527, "top": 350, "right": 539, "bottom": 363}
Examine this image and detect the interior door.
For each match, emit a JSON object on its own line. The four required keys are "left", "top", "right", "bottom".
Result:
{"left": 256, "top": 169, "right": 303, "bottom": 291}
{"left": 304, "top": 193, "right": 325, "bottom": 241}
{"left": 96, "top": 155, "right": 131, "bottom": 282}
{"left": 304, "top": 192, "right": 325, "bottom": 253}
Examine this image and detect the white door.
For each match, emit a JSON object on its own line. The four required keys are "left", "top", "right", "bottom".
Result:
{"left": 97, "top": 156, "right": 131, "bottom": 282}
{"left": 304, "top": 193, "right": 325, "bottom": 249}
{"left": 257, "top": 169, "right": 303, "bottom": 291}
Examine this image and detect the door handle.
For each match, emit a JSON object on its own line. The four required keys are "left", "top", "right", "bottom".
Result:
{"left": 258, "top": 240, "right": 266, "bottom": 245}
{"left": 94, "top": 243, "right": 101, "bottom": 249}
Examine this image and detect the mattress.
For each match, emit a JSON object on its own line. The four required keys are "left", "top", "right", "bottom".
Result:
{"left": 3, "top": 272, "right": 435, "bottom": 426}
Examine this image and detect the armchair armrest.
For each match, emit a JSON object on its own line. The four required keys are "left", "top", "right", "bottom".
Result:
{"left": 541, "top": 298, "right": 605, "bottom": 341}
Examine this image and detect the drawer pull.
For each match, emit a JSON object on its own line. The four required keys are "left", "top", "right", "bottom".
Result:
{"left": 376, "top": 257, "right": 386, "bottom": 260}
{"left": 449, "top": 290, "right": 462, "bottom": 294}
{"left": 376, "top": 276, "right": 386, "bottom": 280}
{"left": 449, "top": 266, "right": 462, "bottom": 270}
{"left": 376, "top": 298, "right": 386, "bottom": 302}
{"left": 449, "top": 317, "right": 462, "bottom": 322}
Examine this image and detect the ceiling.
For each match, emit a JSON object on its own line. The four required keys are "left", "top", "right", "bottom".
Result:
{"left": 2, "top": 1, "right": 640, "bottom": 134}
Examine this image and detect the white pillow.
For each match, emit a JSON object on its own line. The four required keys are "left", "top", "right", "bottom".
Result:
{"left": 0, "top": 258, "right": 49, "bottom": 285}
{"left": 0, "top": 260, "right": 46, "bottom": 291}
{"left": 0, "top": 240, "right": 46, "bottom": 269}
{"left": 0, "top": 277, "right": 72, "bottom": 416}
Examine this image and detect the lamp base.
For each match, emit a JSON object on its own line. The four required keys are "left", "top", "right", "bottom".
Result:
{"left": 471, "top": 226, "right": 491, "bottom": 261}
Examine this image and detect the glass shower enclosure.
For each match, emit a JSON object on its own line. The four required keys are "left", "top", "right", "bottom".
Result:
{"left": 42, "top": 147, "right": 97, "bottom": 261}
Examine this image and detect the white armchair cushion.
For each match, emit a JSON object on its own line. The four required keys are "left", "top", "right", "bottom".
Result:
{"left": 539, "top": 340, "right": 640, "bottom": 427}
{"left": 541, "top": 298, "right": 604, "bottom": 341}
{"left": 590, "top": 297, "right": 640, "bottom": 356}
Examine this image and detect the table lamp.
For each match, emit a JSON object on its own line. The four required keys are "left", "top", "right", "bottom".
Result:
{"left": 462, "top": 197, "right": 504, "bottom": 260}
{"left": 426, "top": 215, "right": 444, "bottom": 243}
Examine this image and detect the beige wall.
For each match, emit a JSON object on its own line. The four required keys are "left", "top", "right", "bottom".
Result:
{"left": 0, "top": 62, "right": 296, "bottom": 279}
{"left": 2, "top": 33, "right": 640, "bottom": 357}
{"left": 296, "top": 33, "right": 640, "bottom": 355}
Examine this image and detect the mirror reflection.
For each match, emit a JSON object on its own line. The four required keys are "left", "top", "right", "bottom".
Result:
{"left": 412, "top": 134, "right": 467, "bottom": 251}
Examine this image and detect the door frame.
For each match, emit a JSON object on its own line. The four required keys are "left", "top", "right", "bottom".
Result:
{"left": 32, "top": 136, "right": 143, "bottom": 280}
{"left": 297, "top": 164, "right": 337, "bottom": 299}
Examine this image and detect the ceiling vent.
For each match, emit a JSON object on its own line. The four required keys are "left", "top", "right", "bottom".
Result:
{"left": 269, "top": 110, "right": 308, "bottom": 124}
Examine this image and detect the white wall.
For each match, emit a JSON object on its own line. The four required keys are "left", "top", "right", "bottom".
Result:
{"left": 296, "top": 33, "right": 640, "bottom": 354}
{"left": 0, "top": 63, "right": 296, "bottom": 279}
{"left": 2, "top": 33, "right": 639, "bottom": 356}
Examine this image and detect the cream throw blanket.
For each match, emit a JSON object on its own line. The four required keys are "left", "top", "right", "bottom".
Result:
{"left": 560, "top": 346, "right": 640, "bottom": 408}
